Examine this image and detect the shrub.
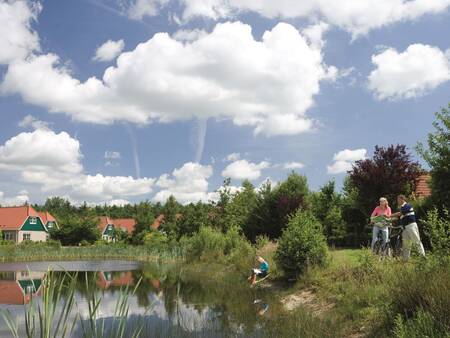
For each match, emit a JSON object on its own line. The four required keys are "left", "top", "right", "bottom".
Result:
{"left": 255, "top": 234, "right": 270, "bottom": 249}
{"left": 144, "top": 230, "right": 169, "bottom": 251}
{"left": 422, "top": 208, "right": 450, "bottom": 256}
{"left": 181, "top": 226, "right": 254, "bottom": 265}
{"left": 275, "top": 211, "right": 329, "bottom": 278}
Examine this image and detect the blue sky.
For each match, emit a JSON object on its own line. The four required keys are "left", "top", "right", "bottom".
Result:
{"left": 0, "top": 0, "right": 449, "bottom": 206}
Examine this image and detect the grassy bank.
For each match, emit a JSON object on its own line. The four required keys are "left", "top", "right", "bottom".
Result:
{"left": 0, "top": 242, "right": 182, "bottom": 263}
{"left": 260, "top": 245, "right": 450, "bottom": 338}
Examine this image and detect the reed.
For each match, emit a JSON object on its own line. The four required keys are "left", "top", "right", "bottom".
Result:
{"left": 0, "top": 270, "right": 145, "bottom": 338}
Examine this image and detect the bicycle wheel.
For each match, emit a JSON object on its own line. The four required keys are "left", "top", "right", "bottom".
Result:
{"left": 373, "top": 240, "right": 382, "bottom": 255}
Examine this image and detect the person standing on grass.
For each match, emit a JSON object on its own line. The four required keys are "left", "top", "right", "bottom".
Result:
{"left": 390, "top": 194, "right": 425, "bottom": 260}
{"left": 370, "top": 197, "right": 392, "bottom": 252}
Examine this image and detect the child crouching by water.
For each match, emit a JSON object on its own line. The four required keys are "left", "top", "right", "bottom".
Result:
{"left": 248, "top": 256, "right": 269, "bottom": 286}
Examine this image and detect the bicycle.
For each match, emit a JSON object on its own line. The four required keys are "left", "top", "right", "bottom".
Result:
{"left": 371, "top": 223, "right": 403, "bottom": 259}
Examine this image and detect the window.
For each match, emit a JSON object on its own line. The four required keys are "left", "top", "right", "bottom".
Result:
{"left": 29, "top": 217, "right": 37, "bottom": 225}
{"left": 23, "top": 233, "right": 31, "bottom": 241}
{"left": 4, "top": 232, "right": 13, "bottom": 241}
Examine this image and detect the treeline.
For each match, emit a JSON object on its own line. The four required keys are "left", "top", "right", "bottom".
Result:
{"left": 31, "top": 104, "right": 449, "bottom": 248}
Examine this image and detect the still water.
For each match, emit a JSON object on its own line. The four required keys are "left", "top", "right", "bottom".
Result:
{"left": 0, "top": 260, "right": 279, "bottom": 337}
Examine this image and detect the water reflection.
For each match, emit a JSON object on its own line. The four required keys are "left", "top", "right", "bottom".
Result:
{"left": 0, "top": 261, "right": 278, "bottom": 337}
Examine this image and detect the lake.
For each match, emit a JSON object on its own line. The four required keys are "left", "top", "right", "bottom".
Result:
{"left": 0, "top": 260, "right": 282, "bottom": 337}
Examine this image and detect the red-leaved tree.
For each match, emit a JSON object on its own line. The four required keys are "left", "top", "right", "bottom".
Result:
{"left": 349, "top": 145, "right": 423, "bottom": 215}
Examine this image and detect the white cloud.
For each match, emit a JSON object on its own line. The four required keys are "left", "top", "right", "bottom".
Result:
{"left": 104, "top": 151, "right": 121, "bottom": 160}
{"left": 105, "top": 199, "right": 131, "bottom": 206}
{"left": 172, "top": 29, "right": 207, "bottom": 42}
{"left": 368, "top": 44, "right": 450, "bottom": 100}
{"left": 283, "top": 162, "right": 305, "bottom": 170}
{"left": 176, "top": 0, "right": 450, "bottom": 37}
{"left": 327, "top": 148, "right": 367, "bottom": 174}
{"left": 93, "top": 39, "right": 125, "bottom": 62}
{"left": 1, "top": 21, "right": 334, "bottom": 136}
{"left": 153, "top": 162, "right": 214, "bottom": 204}
{"left": 223, "top": 152, "right": 241, "bottom": 162}
{"left": 0, "top": 1, "right": 40, "bottom": 64}
{"left": 18, "top": 114, "right": 51, "bottom": 130}
{"left": 0, "top": 191, "right": 29, "bottom": 206}
{"left": 127, "top": 0, "right": 169, "bottom": 19}
{"left": 0, "top": 129, "right": 154, "bottom": 203}
{"left": 222, "top": 159, "right": 270, "bottom": 180}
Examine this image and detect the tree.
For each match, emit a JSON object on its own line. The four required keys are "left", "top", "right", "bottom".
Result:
{"left": 275, "top": 211, "right": 328, "bottom": 279}
{"left": 50, "top": 214, "right": 100, "bottom": 245}
{"left": 417, "top": 104, "right": 450, "bottom": 210}
{"left": 349, "top": 145, "right": 422, "bottom": 214}
{"left": 310, "top": 181, "right": 346, "bottom": 246}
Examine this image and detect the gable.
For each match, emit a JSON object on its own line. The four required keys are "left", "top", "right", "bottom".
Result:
{"left": 21, "top": 216, "right": 47, "bottom": 232}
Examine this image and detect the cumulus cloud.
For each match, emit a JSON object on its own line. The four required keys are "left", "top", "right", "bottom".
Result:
{"left": 327, "top": 148, "right": 367, "bottom": 174}
{"left": 283, "top": 162, "right": 305, "bottom": 170}
{"left": 172, "top": 29, "right": 207, "bottom": 42}
{"left": 168, "top": 0, "right": 450, "bottom": 37}
{"left": 93, "top": 39, "right": 125, "bottom": 62}
{"left": 223, "top": 153, "right": 241, "bottom": 162}
{"left": 1, "top": 21, "right": 335, "bottom": 136}
{"left": 368, "top": 44, "right": 450, "bottom": 100}
{"left": 222, "top": 159, "right": 270, "bottom": 180}
{"left": 153, "top": 162, "right": 214, "bottom": 204}
{"left": 0, "top": 0, "right": 40, "bottom": 64}
{"left": 127, "top": 0, "right": 169, "bottom": 20}
{"left": 18, "top": 115, "right": 51, "bottom": 130}
{"left": 0, "top": 191, "right": 29, "bottom": 206}
{"left": 0, "top": 129, "right": 154, "bottom": 202}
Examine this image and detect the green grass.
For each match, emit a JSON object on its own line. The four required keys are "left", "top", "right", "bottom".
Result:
{"left": 0, "top": 242, "right": 182, "bottom": 263}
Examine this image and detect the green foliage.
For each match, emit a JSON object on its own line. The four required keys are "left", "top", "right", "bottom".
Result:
{"left": 143, "top": 230, "right": 169, "bottom": 250}
{"left": 275, "top": 211, "right": 329, "bottom": 278}
{"left": 310, "top": 181, "right": 347, "bottom": 246}
{"left": 417, "top": 104, "right": 450, "bottom": 210}
{"left": 423, "top": 208, "right": 450, "bottom": 256}
{"left": 244, "top": 173, "right": 310, "bottom": 241}
{"left": 50, "top": 214, "right": 100, "bottom": 246}
{"left": 393, "top": 309, "right": 449, "bottom": 338}
{"left": 181, "top": 226, "right": 254, "bottom": 265}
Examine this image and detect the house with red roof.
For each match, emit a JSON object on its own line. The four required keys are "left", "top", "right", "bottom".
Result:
{"left": 97, "top": 216, "right": 137, "bottom": 242}
{"left": 37, "top": 211, "right": 58, "bottom": 231}
{"left": 0, "top": 206, "right": 57, "bottom": 243}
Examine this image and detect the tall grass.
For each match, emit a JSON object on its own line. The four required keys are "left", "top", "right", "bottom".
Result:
{"left": 0, "top": 241, "right": 182, "bottom": 263}
{"left": 0, "top": 270, "right": 144, "bottom": 338}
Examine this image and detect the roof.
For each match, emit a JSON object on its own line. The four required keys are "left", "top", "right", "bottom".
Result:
{"left": 415, "top": 174, "right": 432, "bottom": 198}
{"left": 97, "top": 216, "right": 136, "bottom": 234}
{"left": 151, "top": 214, "right": 165, "bottom": 230}
{"left": 151, "top": 214, "right": 182, "bottom": 230}
{"left": 112, "top": 218, "right": 136, "bottom": 234}
{"left": 0, "top": 280, "right": 42, "bottom": 305}
{"left": 37, "top": 211, "right": 57, "bottom": 224}
{"left": 0, "top": 205, "right": 40, "bottom": 231}
{"left": 96, "top": 271, "right": 134, "bottom": 290}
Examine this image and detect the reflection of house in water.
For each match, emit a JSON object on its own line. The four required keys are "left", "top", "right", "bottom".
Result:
{"left": 96, "top": 271, "right": 134, "bottom": 290}
{"left": 0, "top": 271, "right": 45, "bottom": 305}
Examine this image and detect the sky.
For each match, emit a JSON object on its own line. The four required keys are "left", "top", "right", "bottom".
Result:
{"left": 0, "top": 0, "right": 449, "bottom": 206}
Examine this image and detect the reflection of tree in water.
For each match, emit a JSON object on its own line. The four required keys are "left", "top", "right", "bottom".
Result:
{"left": 156, "top": 265, "right": 273, "bottom": 335}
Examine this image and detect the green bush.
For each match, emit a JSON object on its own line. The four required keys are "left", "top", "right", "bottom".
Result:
{"left": 423, "top": 208, "right": 450, "bottom": 256}
{"left": 144, "top": 230, "right": 169, "bottom": 251}
{"left": 181, "top": 226, "right": 254, "bottom": 264}
{"left": 275, "top": 211, "right": 329, "bottom": 279}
